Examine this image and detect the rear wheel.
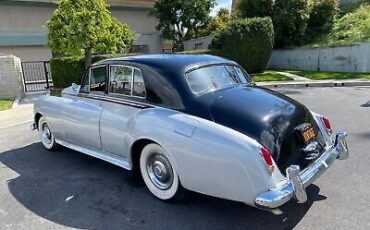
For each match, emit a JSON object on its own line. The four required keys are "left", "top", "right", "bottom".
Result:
{"left": 140, "top": 143, "right": 184, "bottom": 201}
{"left": 38, "top": 117, "right": 58, "bottom": 150}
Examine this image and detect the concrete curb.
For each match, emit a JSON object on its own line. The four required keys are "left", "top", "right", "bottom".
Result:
{"left": 257, "top": 80, "right": 370, "bottom": 88}
{"left": 11, "top": 97, "right": 21, "bottom": 109}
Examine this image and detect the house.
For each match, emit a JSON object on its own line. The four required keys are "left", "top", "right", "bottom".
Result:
{"left": 0, "top": 0, "right": 162, "bottom": 61}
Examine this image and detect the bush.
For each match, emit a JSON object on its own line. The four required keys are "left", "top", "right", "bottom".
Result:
{"left": 272, "top": 0, "right": 311, "bottom": 48}
{"left": 329, "top": 4, "right": 370, "bottom": 44}
{"left": 209, "top": 17, "right": 274, "bottom": 73}
{"left": 238, "top": 0, "right": 275, "bottom": 18}
{"left": 307, "top": 0, "right": 339, "bottom": 34}
{"left": 50, "top": 57, "right": 84, "bottom": 88}
{"left": 50, "top": 54, "right": 120, "bottom": 88}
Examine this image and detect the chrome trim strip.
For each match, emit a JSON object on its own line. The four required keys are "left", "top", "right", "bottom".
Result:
{"left": 255, "top": 131, "right": 349, "bottom": 209}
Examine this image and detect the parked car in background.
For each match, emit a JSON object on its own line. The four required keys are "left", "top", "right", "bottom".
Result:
{"left": 32, "top": 54, "right": 349, "bottom": 210}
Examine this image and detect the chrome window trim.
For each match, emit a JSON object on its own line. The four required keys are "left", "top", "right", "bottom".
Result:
{"left": 108, "top": 64, "right": 147, "bottom": 99}
{"left": 77, "top": 93, "right": 154, "bottom": 109}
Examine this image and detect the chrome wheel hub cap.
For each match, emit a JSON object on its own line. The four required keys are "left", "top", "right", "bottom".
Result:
{"left": 146, "top": 154, "right": 174, "bottom": 190}
{"left": 41, "top": 123, "right": 52, "bottom": 144}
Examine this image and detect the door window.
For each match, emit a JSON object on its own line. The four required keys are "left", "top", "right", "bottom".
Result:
{"left": 80, "top": 66, "right": 107, "bottom": 93}
{"left": 90, "top": 67, "right": 107, "bottom": 93}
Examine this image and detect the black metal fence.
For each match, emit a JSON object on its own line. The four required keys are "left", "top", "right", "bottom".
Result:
{"left": 21, "top": 61, "right": 53, "bottom": 92}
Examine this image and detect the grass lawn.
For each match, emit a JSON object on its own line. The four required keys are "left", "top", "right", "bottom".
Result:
{"left": 0, "top": 98, "right": 14, "bottom": 111}
{"left": 251, "top": 71, "right": 292, "bottom": 82}
{"left": 285, "top": 70, "right": 370, "bottom": 80}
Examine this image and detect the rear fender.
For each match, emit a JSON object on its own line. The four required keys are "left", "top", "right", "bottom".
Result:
{"left": 128, "top": 107, "right": 286, "bottom": 206}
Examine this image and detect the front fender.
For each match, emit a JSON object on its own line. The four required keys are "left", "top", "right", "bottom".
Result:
{"left": 33, "top": 95, "right": 69, "bottom": 140}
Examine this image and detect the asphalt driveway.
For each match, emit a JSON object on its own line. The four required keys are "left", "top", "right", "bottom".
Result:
{"left": 0, "top": 87, "right": 369, "bottom": 230}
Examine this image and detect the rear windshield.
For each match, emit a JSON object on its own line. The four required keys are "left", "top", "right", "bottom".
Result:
{"left": 185, "top": 65, "right": 252, "bottom": 94}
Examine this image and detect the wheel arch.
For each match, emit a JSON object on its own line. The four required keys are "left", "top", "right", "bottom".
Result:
{"left": 34, "top": 112, "right": 43, "bottom": 130}
{"left": 130, "top": 138, "right": 157, "bottom": 173}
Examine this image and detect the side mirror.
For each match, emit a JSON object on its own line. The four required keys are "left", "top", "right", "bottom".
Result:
{"left": 71, "top": 83, "right": 80, "bottom": 92}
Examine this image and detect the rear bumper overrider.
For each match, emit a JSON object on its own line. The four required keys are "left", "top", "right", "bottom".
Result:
{"left": 255, "top": 131, "right": 349, "bottom": 209}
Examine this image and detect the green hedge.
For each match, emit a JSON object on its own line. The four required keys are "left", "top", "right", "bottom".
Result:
{"left": 209, "top": 17, "right": 274, "bottom": 73}
{"left": 329, "top": 4, "right": 370, "bottom": 44}
{"left": 50, "top": 54, "right": 120, "bottom": 88}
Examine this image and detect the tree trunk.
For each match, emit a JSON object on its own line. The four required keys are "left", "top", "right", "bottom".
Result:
{"left": 84, "top": 49, "right": 92, "bottom": 70}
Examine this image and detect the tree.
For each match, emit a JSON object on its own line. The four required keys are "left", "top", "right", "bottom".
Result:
{"left": 307, "top": 0, "right": 339, "bottom": 35}
{"left": 47, "top": 0, "right": 134, "bottom": 69}
{"left": 238, "top": 0, "right": 275, "bottom": 18}
{"left": 150, "top": 0, "right": 215, "bottom": 51}
{"left": 198, "top": 8, "right": 232, "bottom": 37}
{"left": 272, "top": 0, "right": 311, "bottom": 48}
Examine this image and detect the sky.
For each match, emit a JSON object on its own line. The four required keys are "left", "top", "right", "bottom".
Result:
{"left": 211, "top": 0, "right": 233, "bottom": 16}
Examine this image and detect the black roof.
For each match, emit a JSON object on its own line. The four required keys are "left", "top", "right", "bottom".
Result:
{"left": 94, "top": 54, "right": 236, "bottom": 73}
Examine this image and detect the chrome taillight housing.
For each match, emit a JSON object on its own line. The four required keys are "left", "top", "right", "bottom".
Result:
{"left": 321, "top": 116, "right": 332, "bottom": 134}
{"left": 259, "top": 146, "right": 275, "bottom": 174}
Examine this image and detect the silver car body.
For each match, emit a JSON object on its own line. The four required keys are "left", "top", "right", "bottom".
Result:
{"left": 33, "top": 84, "right": 348, "bottom": 208}
{"left": 32, "top": 57, "right": 348, "bottom": 209}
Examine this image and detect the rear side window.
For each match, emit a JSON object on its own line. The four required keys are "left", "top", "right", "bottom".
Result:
{"left": 109, "top": 66, "right": 133, "bottom": 95}
{"left": 133, "top": 68, "right": 146, "bottom": 97}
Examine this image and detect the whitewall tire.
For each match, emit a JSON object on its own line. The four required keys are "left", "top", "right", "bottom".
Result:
{"left": 38, "top": 117, "right": 58, "bottom": 151}
{"left": 140, "top": 143, "right": 184, "bottom": 201}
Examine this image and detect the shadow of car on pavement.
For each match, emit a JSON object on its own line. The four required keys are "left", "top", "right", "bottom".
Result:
{"left": 0, "top": 143, "right": 327, "bottom": 230}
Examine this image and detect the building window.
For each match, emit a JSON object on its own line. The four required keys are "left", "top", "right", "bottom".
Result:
{"left": 131, "top": 45, "right": 149, "bottom": 54}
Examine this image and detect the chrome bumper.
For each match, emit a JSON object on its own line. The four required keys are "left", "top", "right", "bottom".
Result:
{"left": 255, "top": 131, "right": 349, "bottom": 209}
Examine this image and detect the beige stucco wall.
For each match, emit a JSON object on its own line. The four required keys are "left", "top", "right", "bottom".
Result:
{"left": 0, "top": 46, "right": 52, "bottom": 62}
{"left": 0, "top": 3, "right": 162, "bottom": 61}
{"left": 0, "top": 55, "right": 24, "bottom": 98}
{"left": 112, "top": 9, "right": 162, "bottom": 53}
{"left": 0, "top": 5, "right": 52, "bottom": 32}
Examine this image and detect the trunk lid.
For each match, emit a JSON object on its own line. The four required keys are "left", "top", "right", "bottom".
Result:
{"left": 198, "top": 86, "right": 325, "bottom": 173}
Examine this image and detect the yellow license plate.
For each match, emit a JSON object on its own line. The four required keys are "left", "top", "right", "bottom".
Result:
{"left": 303, "top": 127, "right": 316, "bottom": 143}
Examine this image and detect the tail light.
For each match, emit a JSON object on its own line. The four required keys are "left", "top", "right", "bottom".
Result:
{"left": 260, "top": 146, "right": 274, "bottom": 174}
{"left": 321, "top": 116, "right": 332, "bottom": 134}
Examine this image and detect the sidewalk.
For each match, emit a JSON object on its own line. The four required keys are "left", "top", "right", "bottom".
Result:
{"left": 257, "top": 78, "right": 370, "bottom": 88}
{"left": 0, "top": 104, "right": 33, "bottom": 129}
{"left": 0, "top": 93, "right": 44, "bottom": 129}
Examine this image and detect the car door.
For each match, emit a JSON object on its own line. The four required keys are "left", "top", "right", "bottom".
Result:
{"left": 63, "top": 65, "right": 106, "bottom": 150}
{"left": 99, "top": 65, "right": 147, "bottom": 158}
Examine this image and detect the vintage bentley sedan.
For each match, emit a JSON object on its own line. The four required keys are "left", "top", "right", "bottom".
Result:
{"left": 32, "top": 54, "right": 349, "bottom": 210}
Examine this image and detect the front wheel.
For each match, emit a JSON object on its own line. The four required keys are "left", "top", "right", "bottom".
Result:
{"left": 140, "top": 143, "right": 185, "bottom": 201}
{"left": 38, "top": 117, "right": 58, "bottom": 150}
